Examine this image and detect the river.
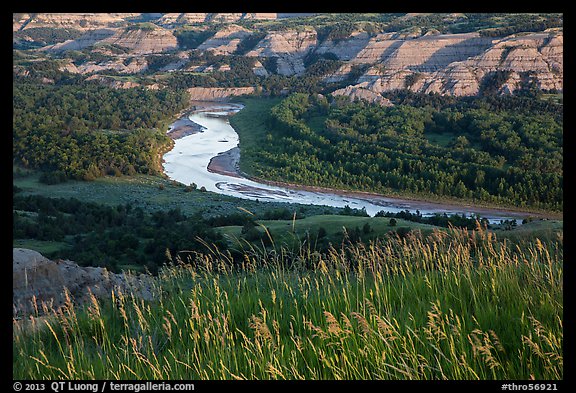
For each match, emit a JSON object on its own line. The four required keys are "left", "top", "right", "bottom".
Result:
{"left": 162, "top": 102, "right": 531, "bottom": 223}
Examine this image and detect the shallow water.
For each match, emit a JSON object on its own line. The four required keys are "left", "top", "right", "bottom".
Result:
{"left": 162, "top": 103, "right": 528, "bottom": 223}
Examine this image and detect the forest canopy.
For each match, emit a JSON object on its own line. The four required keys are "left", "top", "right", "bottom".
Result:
{"left": 13, "top": 81, "right": 189, "bottom": 180}
{"left": 240, "top": 93, "right": 562, "bottom": 211}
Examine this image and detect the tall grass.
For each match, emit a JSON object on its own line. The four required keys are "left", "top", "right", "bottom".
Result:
{"left": 13, "top": 226, "right": 563, "bottom": 380}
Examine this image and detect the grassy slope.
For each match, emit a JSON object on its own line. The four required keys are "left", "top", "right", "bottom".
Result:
{"left": 218, "top": 215, "right": 437, "bottom": 248}
{"left": 12, "top": 169, "right": 343, "bottom": 257}
{"left": 13, "top": 229, "right": 563, "bottom": 380}
{"left": 218, "top": 214, "right": 563, "bottom": 250}
{"left": 13, "top": 170, "right": 344, "bottom": 219}
{"left": 230, "top": 97, "right": 282, "bottom": 175}
{"left": 14, "top": 168, "right": 562, "bottom": 259}
{"left": 12, "top": 239, "right": 70, "bottom": 255}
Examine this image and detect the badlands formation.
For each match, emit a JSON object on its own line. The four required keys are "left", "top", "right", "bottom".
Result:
{"left": 14, "top": 13, "right": 563, "bottom": 99}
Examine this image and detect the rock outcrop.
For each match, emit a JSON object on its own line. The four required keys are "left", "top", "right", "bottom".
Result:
{"left": 246, "top": 28, "right": 317, "bottom": 75}
{"left": 332, "top": 85, "right": 393, "bottom": 106}
{"left": 157, "top": 13, "right": 210, "bottom": 26}
{"left": 13, "top": 13, "right": 32, "bottom": 31}
{"left": 379, "top": 33, "right": 494, "bottom": 72}
{"left": 315, "top": 31, "right": 372, "bottom": 61}
{"left": 84, "top": 75, "right": 141, "bottom": 89}
{"left": 103, "top": 26, "right": 178, "bottom": 54}
{"left": 252, "top": 60, "right": 269, "bottom": 76}
{"left": 19, "top": 14, "right": 563, "bottom": 98}
{"left": 197, "top": 24, "right": 253, "bottom": 55}
{"left": 158, "top": 13, "right": 277, "bottom": 26}
{"left": 43, "top": 25, "right": 178, "bottom": 54}
{"left": 13, "top": 248, "right": 155, "bottom": 317}
{"left": 186, "top": 87, "right": 257, "bottom": 101}
{"left": 210, "top": 13, "right": 245, "bottom": 23}
{"left": 60, "top": 57, "right": 148, "bottom": 75}
{"left": 332, "top": 29, "right": 562, "bottom": 97}
{"left": 41, "top": 28, "right": 117, "bottom": 52}
{"left": 243, "top": 13, "right": 278, "bottom": 20}
{"left": 15, "top": 13, "right": 140, "bottom": 31}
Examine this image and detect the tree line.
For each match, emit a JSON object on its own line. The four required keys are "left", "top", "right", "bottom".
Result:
{"left": 13, "top": 193, "right": 354, "bottom": 273}
{"left": 13, "top": 81, "right": 189, "bottom": 181}
{"left": 13, "top": 194, "right": 224, "bottom": 274}
{"left": 241, "top": 93, "right": 562, "bottom": 211}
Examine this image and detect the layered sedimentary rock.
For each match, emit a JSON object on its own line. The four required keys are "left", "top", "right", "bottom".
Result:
{"left": 419, "top": 62, "right": 484, "bottom": 96}
{"left": 13, "top": 13, "right": 32, "bottom": 31}
{"left": 243, "top": 13, "right": 277, "bottom": 20}
{"left": 13, "top": 248, "right": 154, "bottom": 317}
{"left": 337, "top": 29, "right": 562, "bottom": 97}
{"left": 246, "top": 28, "right": 317, "bottom": 75}
{"left": 315, "top": 31, "right": 372, "bottom": 61}
{"left": 210, "top": 13, "right": 245, "bottom": 23}
{"left": 158, "top": 13, "right": 277, "bottom": 26}
{"left": 332, "top": 84, "right": 393, "bottom": 106}
{"left": 380, "top": 33, "right": 494, "bottom": 72}
{"left": 84, "top": 75, "right": 143, "bottom": 89}
{"left": 102, "top": 26, "right": 178, "bottom": 54}
{"left": 60, "top": 57, "right": 148, "bottom": 75}
{"left": 157, "top": 13, "right": 210, "bottom": 25}
{"left": 43, "top": 25, "right": 177, "bottom": 54}
{"left": 41, "top": 28, "right": 117, "bottom": 52}
{"left": 186, "top": 87, "right": 257, "bottom": 101}
{"left": 20, "top": 14, "right": 563, "bottom": 98}
{"left": 252, "top": 60, "right": 269, "bottom": 76}
{"left": 423, "top": 30, "right": 563, "bottom": 95}
{"left": 197, "top": 24, "right": 253, "bottom": 55}
{"left": 15, "top": 13, "right": 139, "bottom": 31}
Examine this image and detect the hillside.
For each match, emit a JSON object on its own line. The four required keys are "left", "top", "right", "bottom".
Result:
{"left": 13, "top": 228, "right": 563, "bottom": 379}
{"left": 12, "top": 13, "right": 564, "bottom": 382}
{"left": 13, "top": 13, "right": 563, "bottom": 100}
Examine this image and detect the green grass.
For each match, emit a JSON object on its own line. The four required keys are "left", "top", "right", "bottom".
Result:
{"left": 13, "top": 227, "right": 563, "bottom": 379}
{"left": 218, "top": 214, "right": 563, "bottom": 253}
{"left": 540, "top": 93, "right": 563, "bottom": 104}
{"left": 13, "top": 169, "right": 344, "bottom": 219}
{"left": 493, "top": 219, "right": 563, "bottom": 243}
{"left": 424, "top": 132, "right": 455, "bottom": 147}
{"left": 229, "top": 97, "right": 282, "bottom": 174}
{"left": 218, "top": 215, "right": 436, "bottom": 248}
{"left": 12, "top": 239, "right": 70, "bottom": 256}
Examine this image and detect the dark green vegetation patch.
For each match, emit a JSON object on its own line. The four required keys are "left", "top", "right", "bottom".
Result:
{"left": 13, "top": 81, "right": 189, "bottom": 180}
{"left": 233, "top": 94, "right": 562, "bottom": 212}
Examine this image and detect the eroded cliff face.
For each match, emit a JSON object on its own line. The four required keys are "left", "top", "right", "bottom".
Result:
{"left": 106, "top": 27, "right": 177, "bottom": 54}
{"left": 59, "top": 57, "right": 149, "bottom": 75}
{"left": 332, "top": 85, "right": 393, "bottom": 106}
{"left": 157, "top": 13, "right": 277, "bottom": 26}
{"left": 14, "top": 13, "right": 139, "bottom": 32}
{"left": 157, "top": 13, "right": 209, "bottom": 25}
{"left": 21, "top": 14, "right": 562, "bottom": 98}
{"left": 41, "top": 28, "right": 118, "bottom": 52}
{"left": 197, "top": 24, "right": 253, "bottom": 55}
{"left": 186, "top": 87, "right": 258, "bottom": 101}
{"left": 379, "top": 33, "right": 494, "bottom": 72}
{"left": 315, "top": 31, "right": 373, "bottom": 61}
{"left": 44, "top": 25, "right": 177, "bottom": 54}
{"left": 246, "top": 28, "right": 318, "bottom": 75}
{"left": 13, "top": 13, "right": 32, "bottom": 31}
{"left": 338, "top": 30, "right": 563, "bottom": 97}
